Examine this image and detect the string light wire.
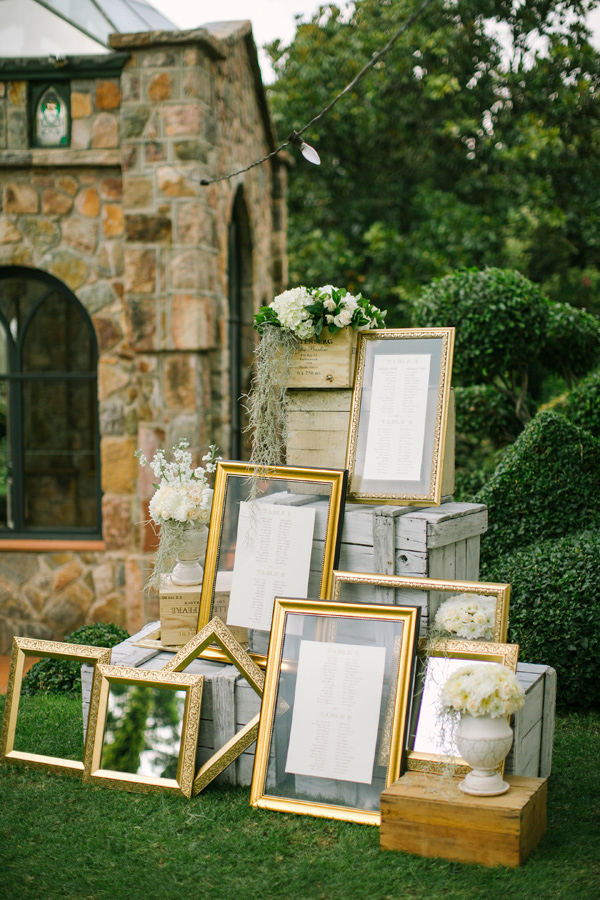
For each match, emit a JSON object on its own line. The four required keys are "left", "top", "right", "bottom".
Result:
{"left": 198, "top": 0, "right": 435, "bottom": 185}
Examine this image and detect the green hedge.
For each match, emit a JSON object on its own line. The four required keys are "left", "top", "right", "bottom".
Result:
{"left": 482, "top": 531, "right": 600, "bottom": 711}
{"left": 22, "top": 622, "right": 130, "bottom": 696}
{"left": 476, "top": 411, "right": 600, "bottom": 566}
{"left": 559, "top": 368, "right": 600, "bottom": 438}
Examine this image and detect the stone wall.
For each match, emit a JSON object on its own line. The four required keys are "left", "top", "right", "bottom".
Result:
{"left": 0, "top": 24, "right": 286, "bottom": 652}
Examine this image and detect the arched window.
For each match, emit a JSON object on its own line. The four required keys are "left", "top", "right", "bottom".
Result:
{"left": 227, "top": 189, "right": 255, "bottom": 460}
{"left": 0, "top": 267, "right": 101, "bottom": 538}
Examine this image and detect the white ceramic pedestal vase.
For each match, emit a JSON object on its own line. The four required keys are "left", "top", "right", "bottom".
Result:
{"left": 170, "top": 522, "right": 209, "bottom": 586}
{"left": 455, "top": 712, "right": 514, "bottom": 796}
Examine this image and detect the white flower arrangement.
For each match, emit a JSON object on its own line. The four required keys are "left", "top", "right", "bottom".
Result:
{"left": 135, "top": 440, "right": 219, "bottom": 589}
{"left": 433, "top": 594, "right": 496, "bottom": 641}
{"left": 440, "top": 663, "right": 525, "bottom": 718}
{"left": 254, "top": 284, "right": 386, "bottom": 339}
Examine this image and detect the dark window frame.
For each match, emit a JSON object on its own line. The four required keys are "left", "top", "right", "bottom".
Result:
{"left": 0, "top": 266, "right": 102, "bottom": 540}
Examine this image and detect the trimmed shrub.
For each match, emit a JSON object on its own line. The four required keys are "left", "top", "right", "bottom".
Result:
{"left": 541, "top": 301, "right": 600, "bottom": 384}
{"left": 413, "top": 267, "right": 549, "bottom": 390}
{"left": 482, "top": 531, "right": 600, "bottom": 711}
{"left": 559, "top": 368, "right": 600, "bottom": 438}
{"left": 22, "top": 622, "right": 129, "bottom": 696}
{"left": 476, "top": 411, "right": 600, "bottom": 566}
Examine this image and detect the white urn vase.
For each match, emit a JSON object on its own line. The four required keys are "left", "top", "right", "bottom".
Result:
{"left": 455, "top": 712, "right": 514, "bottom": 796}
{"left": 170, "top": 522, "right": 209, "bottom": 586}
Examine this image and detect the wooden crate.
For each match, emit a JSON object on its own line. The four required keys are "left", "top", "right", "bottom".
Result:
{"left": 285, "top": 388, "right": 455, "bottom": 497}
{"left": 81, "top": 621, "right": 274, "bottom": 787}
{"left": 506, "top": 663, "right": 556, "bottom": 778}
{"left": 286, "top": 328, "right": 357, "bottom": 389}
{"left": 380, "top": 772, "right": 548, "bottom": 867}
{"left": 328, "top": 499, "right": 487, "bottom": 634}
{"left": 159, "top": 580, "right": 201, "bottom": 647}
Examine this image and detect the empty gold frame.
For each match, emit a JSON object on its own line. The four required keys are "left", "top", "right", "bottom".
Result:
{"left": 250, "top": 598, "right": 420, "bottom": 826}
{"left": 161, "top": 616, "right": 266, "bottom": 794}
{"left": 197, "top": 461, "right": 347, "bottom": 666}
{"left": 346, "top": 328, "right": 455, "bottom": 505}
{"left": 0, "top": 637, "right": 111, "bottom": 776}
{"left": 407, "top": 639, "right": 519, "bottom": 775}
{"left": 331, "top": 572, "right": 510, "bottom": 643}
{"left": 83, "top": 665, "right": 203, "bottom": 797}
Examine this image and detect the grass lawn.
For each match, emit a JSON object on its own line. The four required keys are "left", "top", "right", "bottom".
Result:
{"left": 0, "top": 693, "right": 598, "bottom": 900}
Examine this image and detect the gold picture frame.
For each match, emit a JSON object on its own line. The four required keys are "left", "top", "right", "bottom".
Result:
{"left": 197, "top": 461, "right": 347, "bottom": 666}
{"left": 0, "top": 637, "right": 111, "bottom": 776}
{"left": 331, "top": 571, "right": 510, "bottom": 643}
{"left": 161, "top": 616, "right": 265, "bottom": 794}
{"left": 83, "top": 664, "right": 203, "bottom": 797}
{"left": 406, "top": 638, "right": 519, "bottom": 775}
{"left": 250, "top": 597, "right": 420, "bottom": 826}
{"left": 346, "top": 328, "right": 455, "bottom": 505}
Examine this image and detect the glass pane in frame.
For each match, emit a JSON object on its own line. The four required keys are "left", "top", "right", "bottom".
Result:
{"left": 406, "top": 639, "right": 519, "bottom": 775}
{"left": 346, "top": 328, "right": 454, "bottom": 505}
{"left": 197, "top": 462, "right": 347, "bottom": 665}
{"left": 250, "top": 598, "right": 420, "bottom": 826}
{"left": 331, "top": 572, "right": 510, "bottom": 643}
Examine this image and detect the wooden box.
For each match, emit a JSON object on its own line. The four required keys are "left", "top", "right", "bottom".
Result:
{"left": 380, "top": 772, "right": 548, "bottom": 867}
{"left": 81, "top": 621, "right": 274, "bottom": 787}
{"left": 285, "top": 388, "right": 455, "bottom": 498}
{"left": 330, "top": 499, "right": 487, "bottom": 634}
{"left": 506, "top": 663, "right": 556, "bottom": 778}
{"left": 286, "top": 328, "right": 357, "bottom": 389}
{"left": 159, "top": 579, "right": 201, "bottom": 647}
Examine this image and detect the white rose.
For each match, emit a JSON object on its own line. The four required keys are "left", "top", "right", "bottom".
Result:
{"left": 333, "top": 308, "right": 353, "bottom": 327}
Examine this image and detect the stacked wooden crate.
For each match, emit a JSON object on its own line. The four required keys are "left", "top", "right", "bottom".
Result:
{"left": 82, "top": 624, "right": 556, "bottom": 787}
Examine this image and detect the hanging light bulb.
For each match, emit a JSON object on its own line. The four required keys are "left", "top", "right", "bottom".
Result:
{"left": 288, "top": 130, "right": 321, "bottom": 165}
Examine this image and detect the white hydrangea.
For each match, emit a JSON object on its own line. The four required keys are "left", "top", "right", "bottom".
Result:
{"left": 271, "top": 287, "right": 316, "bottom": 339}
{"left": 136, "top": 440, "right": 218, "bottom": 526}
{"left": 440, "top": 663, "right": 525, "bottom": 718}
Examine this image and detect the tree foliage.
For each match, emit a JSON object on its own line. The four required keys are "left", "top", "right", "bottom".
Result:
{"left": 267, "top": 0, "right": 600, "bottom": 317}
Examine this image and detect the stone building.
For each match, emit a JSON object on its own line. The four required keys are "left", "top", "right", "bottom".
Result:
{"left": 0, "top": 8, "right": 288, "bottom": 651}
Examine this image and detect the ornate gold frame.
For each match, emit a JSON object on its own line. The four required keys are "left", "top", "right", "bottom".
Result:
{"left": 406, "top": 638, "right": 519, "bottom": 775}
{"left": 331, "top": 571, "right": 510, "bottom": 643}
{"left": 0, "top": 637, "right": 111, "bottom": 776}
{"left": 161, "top": 616, "right": 266, "bottom": 794}
{"left": 250, "top": 597, "right": 420, "bottom": 826}
{"left": 346, "top": 328, "right": 455, "bottom": 505}
{"left": 197, "top": 461, "right": 347, "bottom": 667}
{"left": 82, "top": 664, "right": 204, "bottom": 797}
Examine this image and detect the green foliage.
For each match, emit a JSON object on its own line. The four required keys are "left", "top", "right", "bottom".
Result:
{"left": 21, "top": 622, "right": 129, "bottom": 696}
{"left": 476, "top": 411, "right": 600, "bottom": 566}
{"left": 541, "top": 301, "right": 600, "bottom": 385}
{"left": 559, "top": 368, "right": 600, "bottom": 437}
{"left": 482, "top": 532, "right": 600, "bottom": 711}
{"left": 268, "top": 0, "right": 600, "bottom": 313}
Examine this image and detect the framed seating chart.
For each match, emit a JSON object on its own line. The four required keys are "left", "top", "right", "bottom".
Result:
{"left": 346, "top": 328, "right": 455, "bottom": 505}
{"left": 197, "top": 462, "right": 347, "bottom": 666}
{"left": 250, "top": 597, "right": 420, "bottom": 825}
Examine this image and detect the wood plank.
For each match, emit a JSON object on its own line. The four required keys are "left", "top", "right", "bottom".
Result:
{"left": 285, "top": 389, "right": 353, "bottom": 412}
{"left": 540, "top": 667, "right": 557, "bottom": 778}
{"left": 465, "top": 535, "right": 481, "bottom": 582}
{"left": 286, "top": 410, "right": 351, "bottom": 431}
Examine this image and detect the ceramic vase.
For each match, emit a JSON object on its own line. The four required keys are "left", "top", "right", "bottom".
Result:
{"left": 170, "top": 522, "right": 209, "bottom": 586}
{"left": 455, "top": 712, "right": 514, "bottom": 796}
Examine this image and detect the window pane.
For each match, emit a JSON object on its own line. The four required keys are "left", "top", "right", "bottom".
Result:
{"left": 23, "top": 380, "right": 97, "bottom": 529}
{"left": 0, "top": 277, "right": 47, "bottom": 340}
{"left": 23, "top": 294, "right": 94, "bottom": 373}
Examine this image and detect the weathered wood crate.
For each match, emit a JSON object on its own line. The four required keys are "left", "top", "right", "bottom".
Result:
{"left": 506, "top": 663, "right": 556, "bottom": 778}
{"left": 82, "top": 630, "right": 555, "bottom": 788}
{"left": 81, "top": 621, "right": 274, "bottom": 787}
{"left": 302, "top": 499, "right": 487, "bottom": 635}
{"left": 286, "top": 328, "right": 357, "bottom": 390}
